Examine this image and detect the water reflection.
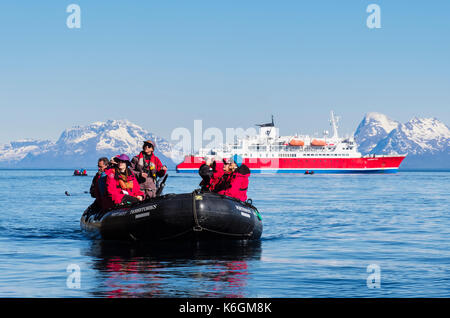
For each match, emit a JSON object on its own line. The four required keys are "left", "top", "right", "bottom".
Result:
{"left": 84, "top": 240, "right": 262, "bottom": 298}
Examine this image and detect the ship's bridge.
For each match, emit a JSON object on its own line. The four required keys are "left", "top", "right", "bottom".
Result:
{"left": 256, "top": 115, "right": 279, "bottom": 139}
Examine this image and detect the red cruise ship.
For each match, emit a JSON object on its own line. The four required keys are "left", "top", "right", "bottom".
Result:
{"left": 176, "top": 112, "right": 406, "bottom": 174}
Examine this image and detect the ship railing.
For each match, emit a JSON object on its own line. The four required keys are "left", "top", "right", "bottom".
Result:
{"left": 363, "top": 153, "right": 407, "bottom": 158}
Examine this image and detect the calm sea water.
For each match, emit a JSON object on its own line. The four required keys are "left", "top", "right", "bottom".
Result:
{"left": 0, "top": 169, "right": 449, "bottom": 298}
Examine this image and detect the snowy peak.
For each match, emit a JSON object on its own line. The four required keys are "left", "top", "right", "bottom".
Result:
{"left": 373, "top": 117, "right": 450, "bottom": 156}
{"left": 0, "top": 139, "right": 53, "bottom": 163}
{"left": 354, "top": 112, "right": 450, "bottom": 168}
{"left": 403, "top": 117, "right": 450, "bottom": 142}
{"left": 354, "top": 112, "right": 400, "bottom": 153}
{"left": 364, "top": 112, "right": 400, "bottom": 133}
{"left": 0, "top": 119, "right": 184, "bottom": 168}
{"left": 52, "top": 119, "right": 183, "bottom": 161}
{"left": 57, "top": 119, "right": 143, "bottom": 153}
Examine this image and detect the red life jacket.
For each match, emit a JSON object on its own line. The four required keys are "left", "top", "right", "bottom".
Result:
{"left": 223, "top": 165, "right": 251, "bottom": 202}
{"left": 213, "top": 171, "right": 234, "bottom": 195}
{"left": 103, "top": 168, "right": 144, "bottom": 210}
{"left": 205, "top": 161, "right": 224, "bottom": 192}
{"left": 136, "top": 152, "right": 165, "bottom": 179}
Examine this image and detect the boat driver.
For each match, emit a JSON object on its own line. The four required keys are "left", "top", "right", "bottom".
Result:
{"left": 130, "top": 140, "right": 167, "bottom": 199}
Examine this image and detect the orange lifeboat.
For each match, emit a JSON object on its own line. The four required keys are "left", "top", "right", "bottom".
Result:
{"left": 289, "top": 138, "right": 304, "bottom": 146}
{"left": 311, "top": 139, "right": 326, "bottom": 147}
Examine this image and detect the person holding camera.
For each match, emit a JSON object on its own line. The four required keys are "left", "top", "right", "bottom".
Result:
{"left": 130, "top": 140, "right": 167, "bottom": 199}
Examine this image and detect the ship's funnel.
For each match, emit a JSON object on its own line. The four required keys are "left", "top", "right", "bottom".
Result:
{"left": 257, "top": 115, "right": 278, "bottom": 138}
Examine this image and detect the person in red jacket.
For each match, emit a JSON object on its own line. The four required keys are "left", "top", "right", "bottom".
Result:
{"left": 130, "top": 140, "right": 167, "bottom": 199}
{"left": 223, "top": 155, "right": 251, "bottom": 202}
{"left": 89, "top": 157, "right": 109, "bottom": 210}
{"left": 198, "top": 155, "right": 225, "bottom": 192}
{"left": 212, "top": 158, "right": 233, "bottom": 195}
{"left": 104, "top": 154, "right": 144, "bottom": 210}
{"left": 209, "top": 160, "right": 225, "bottom": 192}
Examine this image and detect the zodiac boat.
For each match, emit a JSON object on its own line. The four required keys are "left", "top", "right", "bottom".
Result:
{"left": 80, "top": 191, "right": 263, "bottom": 242}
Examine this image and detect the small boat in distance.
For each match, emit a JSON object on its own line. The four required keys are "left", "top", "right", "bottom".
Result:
{"left": 74, "top": 169, "right": 88, "bottom": 176}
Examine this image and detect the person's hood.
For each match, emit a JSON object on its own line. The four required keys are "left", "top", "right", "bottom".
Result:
{"left": 237, "top": 164, "right": 250, "bottom": 175}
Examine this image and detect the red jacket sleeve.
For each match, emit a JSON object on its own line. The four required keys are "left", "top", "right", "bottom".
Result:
{"left": 237, "top": 174, "right": 249, "bottom": 201}
{"left": 224, "top": 174, "right": 240, "bottom": 199}
{"left": 224, "top": 173, "right": 249, "bottom": 202}
{"left": 106, "top": 173, "right": 123, "bottom": 204}
{"left": 154, "top": 156, "right": 166, "bottom": 177}
{"left": 210, "top": 169, "right": 224, "bottom": 191}
{"left": 130, "top": 174, "right": 144, "bottom": 197}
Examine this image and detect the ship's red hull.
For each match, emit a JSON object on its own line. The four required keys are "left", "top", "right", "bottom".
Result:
{"left": 176, "top": 155, "right": 406, "bottom": 173}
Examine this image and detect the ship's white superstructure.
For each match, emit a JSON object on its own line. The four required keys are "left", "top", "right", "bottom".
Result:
{"left": 197, "top": 111, "right": 360, "bottom": 160}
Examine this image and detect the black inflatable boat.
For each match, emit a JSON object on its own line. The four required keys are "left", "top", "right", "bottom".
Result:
{"left": 80, "top": 191, "right": 263, "bottom": 242}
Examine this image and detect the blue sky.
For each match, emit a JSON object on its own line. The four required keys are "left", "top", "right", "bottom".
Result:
{"left": 0, "top": 0, "right": 449, "bottom": 144}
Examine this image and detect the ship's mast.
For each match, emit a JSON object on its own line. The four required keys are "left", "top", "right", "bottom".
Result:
{"left": 330, "top": 111, "right": 339, "bottom": 139}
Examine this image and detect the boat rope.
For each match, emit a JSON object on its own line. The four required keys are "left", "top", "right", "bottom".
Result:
{"left": 158, "top": 228, "right": 193, "bottom": 241}
{"left": 200, "top": 226, "right": 253, "bottom": 238}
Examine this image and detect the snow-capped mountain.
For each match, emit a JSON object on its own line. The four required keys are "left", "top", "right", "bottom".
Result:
{"left": 355, "top": 113, "right": 450, "bottom": 169}
{"left": 0, "top": 120, "right": 184, "bottom": 169}
{"left": 354, "top": 112, "right": 400, "bottom": 154}
{"left": 0, "top": 139, "right": 54, "bottom": 164}
{"left": 372, "top": 117, "right": 450, "bottom": 155}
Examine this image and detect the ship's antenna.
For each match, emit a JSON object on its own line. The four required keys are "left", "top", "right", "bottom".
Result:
{"left": 330, "top": 110, "right": 339, "bottom": 139}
